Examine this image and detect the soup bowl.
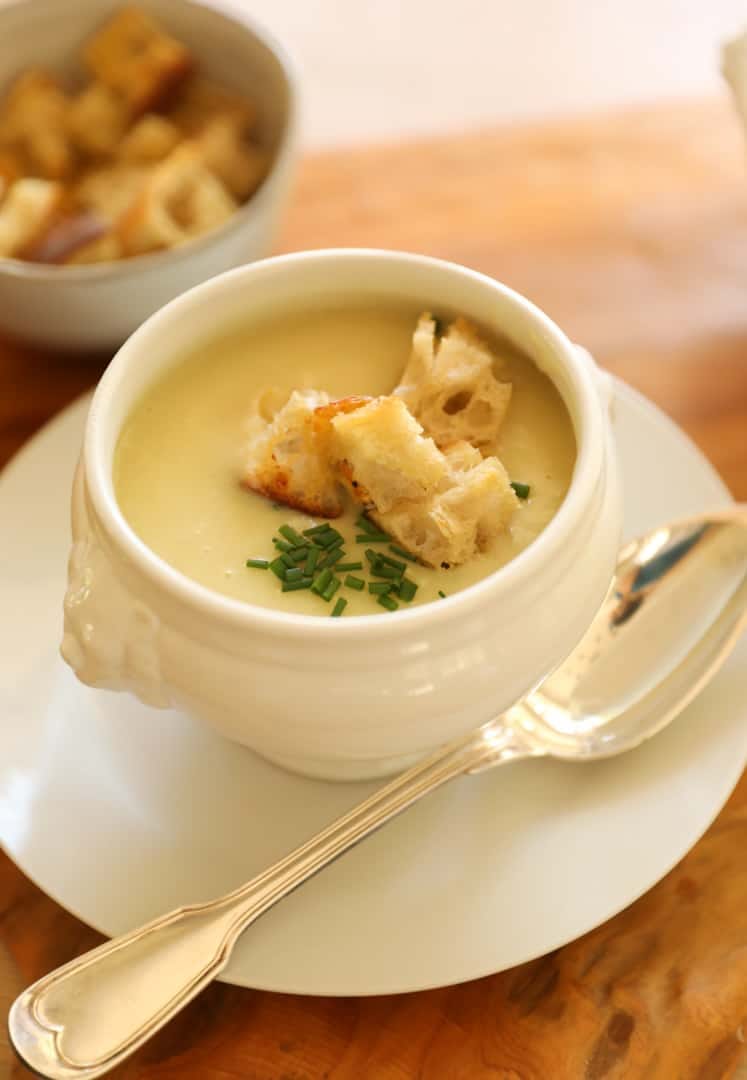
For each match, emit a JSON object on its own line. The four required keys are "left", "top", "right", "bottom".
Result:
{"left": 61, "top": 249, "right": 623, "bottom": 780}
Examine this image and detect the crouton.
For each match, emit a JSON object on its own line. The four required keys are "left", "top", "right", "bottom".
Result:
{"left": 0, "top": 70, "right": 74, "bottom": 179}
{"left": 118, "top": 144, "right": 237, "bottom": 254}
{"left": 83, "top": 7, "right": 193, "bottom": 115}
{"left": 326, "top": 396, "right": 518, "bottom": 567}
{"left": 67, "top": 83, "right": 131, "bottom": 157}
{"left": 325, "top": 396, "right": 447, "bottom": 514}
{"left": 394, "top": 313, "right": 512, "bottom": 450}
{"left": 65, "top": 231, "right": 123, "bottom": 265}
{"left": 74, "top": 163, "right": 148, "bottom": 223}
{"left": 0, "top": 177, "right": 64, "bottom": 258}
{"left": 167, "top": 76, "right": 258, "bottom": 137}
{"left": 119, "top": 114, "right": 182, "bottom": 163}
{"left": 242, "top": 389, "right": 345, "bottom": 517}
{"left": 196, "top": 117, "right": 268, "bottom": 200}
{"left": 23, "top": 210, "right": 108, "bottom": 263}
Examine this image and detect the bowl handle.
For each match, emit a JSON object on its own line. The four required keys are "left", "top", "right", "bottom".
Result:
{"left": 60, "top": 459, "right": 171, "bottom": 708}
{"left": 574, "top": 344, "right": 616, "bottom": 415}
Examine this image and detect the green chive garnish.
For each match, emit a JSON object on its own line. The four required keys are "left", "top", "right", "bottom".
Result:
{"left": 336, "top": 561, "right": 363, "bottom": 572}
{"left": 279, "top": 524, "right": 305, "bottom": 546}
{"left": 282, "top": 577, "right": 313, "bottom": 592}
{"left": 369, "top": 581, "right": 393, "bottom": 595}
{"left": 273, "top": 538, "right": 293, "bottom": 553}
{"left": 364, "top": 548, "right": 379, "bottom": 565}
{"left": 331, "top": 597, "right": 347, "bottom": 617}
{"left": 303, "top": 523, "right": 333, "bottom": 537}
{"left": 321, "top": 549, "right": 345, "bottom": 570}
{"left": 311, "top": 567, "right": 333, "bottom": 595}
{"left": 378, "top": 554, "right": 406, "bottom": 572}
{"left": 355, "top": 513, "right": 380, "bottom": 533}
{"left": 371, "top": 564, "right": 401, "bottom": 580}
{"left": 289, "top": 545, "right": 309, "bottom": 560}
{"left": 398, "top": 578, "right": 418, "bottom": 602}
{"left": 511, "top": 481, "right": 531, "bottom": 500}
{"left": 356, "top": 532, "right": 389, "bottom": 543}
{"left": 269, "top": 557, "right": 287, "bottom": 580}
{"left": 304, "top": 546, "right": 320, "bottom": 575}
{"left": 389, "top": 544, "right": 418, "bottom": 563}
{"left": 345, "top": 574, "right": 365, "bottom": 590}
{"left": 280, "top": 552, "right": 296, "bottom": 569}
{"left": 377, "top": 593, "right": 399, "bottom": 611}
{"left": 316, "top": 528, "right": 343, "bottom": 548}
{"left": 285, "top": 566, "right": 303, "bottom": 582}
{"left": 321, "top": 576, "right": 341, "bottom": 602}
{"left": 245, "top": 558, "right": 269, "bottom": 569}
{"left": 438, "top": 590, "right": 447, "bottom": 599}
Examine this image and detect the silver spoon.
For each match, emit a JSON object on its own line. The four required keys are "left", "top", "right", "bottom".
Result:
{"left": 10, "top": 506, "right": 747, "bottom": 1080}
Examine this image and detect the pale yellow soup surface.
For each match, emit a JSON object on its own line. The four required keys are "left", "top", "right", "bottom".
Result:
{"left": 115, "top": 305, "right": 576, "bottom": 616}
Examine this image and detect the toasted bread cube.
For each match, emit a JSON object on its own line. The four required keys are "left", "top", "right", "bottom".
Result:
{"left": 23, "top": 210, "right": 109, "bottom": 263}
{"left": 83, "top": 7, "right": 193, "bottom": 114}
{"left": 328, "top": 396, "right": 447, "bottom": 514}
{"left": 242, "top": 388, "right": 344, "bottom": 517}
{"left": 119, "top": 144, "right": 237, "bottom": 253}
{"left": 68, "top": 83, "right": 130, "bottom": 157}
{"left": 0, "top": 70, "right": 74, "bottom": 179}
{"left": 196, "top": 117, "right": 268, "bottom": 200}
{"left": 75, "top": 163, "right": 149, "bottom": 223}
{"left": 167, "top": 76, "right": 257, "bottom": 136}
{"left": 327, "top": 395, "right": 518, "bottom": 567}
{"left": 119, "top": 114, "right": 182, "bottom": 163}
{"left": 395, "top": 314, "right": 512, "bottom": 450}
{"left": 65, "top": 231, "right": 123, "bottom": 264}
{"left": 0, "top": 177, "right": 64, "bottom": 257}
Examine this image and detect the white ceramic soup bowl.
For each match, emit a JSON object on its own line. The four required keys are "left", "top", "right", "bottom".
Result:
{"left": 62, "top": 249, "right": 623, "bottom": 781}
{"left": 0, "top": 0, "right": 298, "bottom": 352}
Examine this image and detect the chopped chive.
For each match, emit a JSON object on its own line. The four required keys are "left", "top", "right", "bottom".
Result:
{"left": 331, "top": 597, "right": 347, "bottom": 617}
{"left": 269, "top": 557, "right": 287, "bottom": 580}
{"left": 336, "top": 561, "right": 363, "bottom": 572}
{"left": 245, "top": 558, "right": 269, "bottom": 569}
{"left": 369, "top": 581, "right": 394, "bottom": 595}
{"left": 316, "top": 528, "right": 343, "bottom": 548}
{"left": 311, "top": 567, "right": 333, "bottom": 595}
{"left": 282, "top": 577, "right": 313, "bottom": 592}
{"left": 510, "top": 481, "right": 531, "bottom": 500}
{"left": 355, "top": 513, "right": 381, "bottom": 533}
{"left": 321, "top": 576, "right": 341, "bottom": 602}
{"left": 378, "top": 554, "right": 406, "bottom": 572}
{"left": 280, "top": 553, "right": 296, "bottom": 569}
{"left": 321, "top": 548, "right": 345, "bottom": 570}
{"left": 285, "top": 566, "right": 303, "bottom": 582}
{"left": 279, "top": 524, "right": 306, "bottom": 546}
{"left": 377, "top": 593, "right": 399, "bottom": 611}
{"left": 438, "top": 589, "right": 447, "bottom": 599}
{"left": 303, "top": 522, "right": 333, "bottom": 537}
{"left": 389, "top": 544, "right": 419, "bottom": 563}
{"left": 304, "top": 546, "right": 320, "bottom": 575}
{"left": 364, "top": 548, "right": 379, "bottom": 565}
{"left": 273, "top": 538, "right": 293, "bottom": 553}
{"left": 371, "top": 563, "right": 402, "bottom": 580}
{"left": 289, "top": 544, "right": 309, "bottom": 560}
{"left": 345, "top": 574, "right": 365, "bottom": 590}
{"left": 356, "top": 532, "right": 389, "bottom": 543}
{"left": 398, "top": 578, "right": 418, "bottom": 602}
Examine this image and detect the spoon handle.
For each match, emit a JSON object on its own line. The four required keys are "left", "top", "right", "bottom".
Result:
{"left": 9, "top": 719, "right": 531, "bottom": 1079}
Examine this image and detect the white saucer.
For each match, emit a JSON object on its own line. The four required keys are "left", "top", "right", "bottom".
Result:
{"left": 0, "top": 382, "right": 744, "bottom": 997}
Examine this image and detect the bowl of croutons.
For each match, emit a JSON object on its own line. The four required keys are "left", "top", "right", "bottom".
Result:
{"left": 0, "top": 0, "right": 298, "bottom": 351}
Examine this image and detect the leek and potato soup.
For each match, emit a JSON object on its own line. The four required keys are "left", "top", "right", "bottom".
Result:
{"left": 114, "top": 305, "right": 576, "bottom": 615}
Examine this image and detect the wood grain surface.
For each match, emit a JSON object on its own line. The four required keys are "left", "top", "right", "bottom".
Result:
{"left": 1, "top": 100, "right": 746, "bottom": 1079}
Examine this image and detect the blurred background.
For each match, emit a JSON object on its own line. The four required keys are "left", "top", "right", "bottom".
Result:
{"left": 249, "top": 0, "right": 746, "bottom": 146}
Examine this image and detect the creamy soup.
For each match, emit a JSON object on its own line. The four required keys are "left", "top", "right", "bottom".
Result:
{"left": 115, "top": 305, "right": 576, "bottom": 615}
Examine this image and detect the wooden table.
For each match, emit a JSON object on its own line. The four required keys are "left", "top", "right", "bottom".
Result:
{"left": 1, "top": 100, "right": 746, "bottom": 1080}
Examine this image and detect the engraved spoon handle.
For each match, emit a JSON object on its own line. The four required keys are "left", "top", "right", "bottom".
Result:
{"left": 10, "top": 721, "right": 530, "bottom": 1079}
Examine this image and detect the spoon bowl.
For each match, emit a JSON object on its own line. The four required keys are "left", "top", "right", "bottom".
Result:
{"left": 10, "top": 506, "right": 747, "bottom": 1080}
{"left": 504, "top": 507, "right": 747, "bottom": 761}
